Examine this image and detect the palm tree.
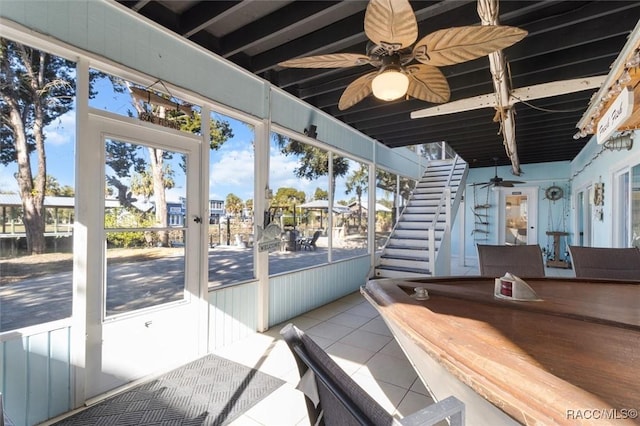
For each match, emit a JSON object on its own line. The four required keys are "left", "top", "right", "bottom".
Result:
{"left": 345, "top": 164, "right": 368, "bottom": 231}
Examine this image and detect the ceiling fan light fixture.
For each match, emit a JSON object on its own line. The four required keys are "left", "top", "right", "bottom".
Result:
{"left": 372, "top": 67, "right": 409, "bottom": 101}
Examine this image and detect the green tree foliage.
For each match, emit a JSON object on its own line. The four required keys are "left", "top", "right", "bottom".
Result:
{"left": 35, "top": 175, "right": 74, "bottom": 196}
{"left": 272, "top": 187, "right": 306, "bottom": 210}
{"left": 130, "top": 165, "right": 175, "bottom": 201}
{"left": 0, "top": 38, "right": 76, "bottom": 254}
{"left": 225, "top": 193, "right": 244, "bottom": 217}
{"left": 313, "top": 187, "right": 328, "bottom": 200}
{"left": 104, "top": 210, "right": 154, "bottom": 248}
{"left": 346, "top": 164, "right": 368, "bottom": 230}
{"left": 272, "top": 133, "right": 349, "bottom": 181}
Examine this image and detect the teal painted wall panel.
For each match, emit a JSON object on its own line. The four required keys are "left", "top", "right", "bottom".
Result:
{"left": 2, "top": 1, "right": 267, "bottom": 119}
{"left": 375, "top": 144, "right": 423, "bottom": 179}
{"left": 268, "top": 257, "right": 370, "bottom": 327}
{"left": 570, "top": 131, "right": 640, "bottom": 247}
{"left": 452, "top": 161, "right": 572, "bottom": 261}
{"left": 208, "top": 283, "right": 259, "bottom": 350}
{"left": 270, "top": 90, "right": 375, "bottom": 162}
{"left": 0, "top": 325, "right": 71, "bottom": 426}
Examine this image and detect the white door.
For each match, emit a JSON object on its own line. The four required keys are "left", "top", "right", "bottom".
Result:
{"left": 498, "top": 187, "right": 538, "bottom": 245}
{"left": 88, "top": 113, "right": 203, "bottom": 398}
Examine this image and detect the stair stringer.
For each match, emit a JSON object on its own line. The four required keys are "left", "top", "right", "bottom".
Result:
{"left": 374, "top": 157, "right": 468, "bottom": 279}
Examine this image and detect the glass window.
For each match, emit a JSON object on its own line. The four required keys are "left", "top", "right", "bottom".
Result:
{"left": 208, "top": 113, "right": 254, "bottom": 287}
{"left": 333, "top": 157, "right": 369, "bottom": 259}
{"left": 0, "top": 39, "right": 76, "bottom": 331}
{"left": 268, "top": 133, "right": 329, "bottom": 274}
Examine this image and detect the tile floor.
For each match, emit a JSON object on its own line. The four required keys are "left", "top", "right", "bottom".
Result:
{"left": 214, "top": 261, "right": 574, "bottom": 425}
{"left": 214, "top": 291, "right": 430, "bottom": 425}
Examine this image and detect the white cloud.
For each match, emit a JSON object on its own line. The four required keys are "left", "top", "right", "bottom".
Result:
{"left": 210, "top": 148, "right": 255, "bottom": 200}
{"left": 44, "top": 111, "right": 76, "bottom": 146}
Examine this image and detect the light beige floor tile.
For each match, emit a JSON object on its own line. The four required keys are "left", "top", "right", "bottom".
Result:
{"left": 326, "top": 311, "right": 372, "bottom": 328}
{"left": 393, "top": 390, "right": 437, "bottom": 419}
{"left": 338, "top": 328, "right": 392, "bottom": 352}
{"left": 359, "top": 317, "right": 393, "bottom": 336}
{"left": 302, "top": 333, "right": 334, "bottom": 349}
{"left": 345, "top": 302, "right": 380, "bottom": 319}
{"left": 227, "top": 414, "right": 263, "bottom": 426}
{"left": 351, "top": 371, "right": 409, "bottom": 414}
{"left": 338, "top": 291, "right": 365, "bottom": 304}
{"left": 323, "top": 299, "right": 359, "bottom": 312}
{"left": 362, "top": 352, "right": 418, "bottom": 389}
{"left": 210, "top": 334, "right": 277, "bottom": 370}
{"left": 325, "top": 341, "right": 376, "bottom": 375}
{"left": 303, "top": 306, "right": 343, "bottom": 321}
{"left": 252, "top": 340, "right": 299, "bottom": 379}
{"left": 409, "top": 376, "right": 431, "bottom": 396}
{"left": 305, "top": 321, "right": 354, "bottom": 341}
{"left": 282, "top": 314, "right": 323, "bottom": 331}
{"left": 239, "top": 383, "right": 309, "bottom": 426}
{"left": 379, "top": 338, "right": 406, "bottom": 359}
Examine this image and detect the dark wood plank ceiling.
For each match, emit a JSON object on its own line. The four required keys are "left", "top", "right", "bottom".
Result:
{"left": 118, "top": 0, "right": 640, "bottom": 169}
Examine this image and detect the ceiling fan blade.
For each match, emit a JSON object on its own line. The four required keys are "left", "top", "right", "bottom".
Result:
{"left": 338, "top": 71, "right": 377, "bottom": 110}
{"left": 364, "top": 0, "right": 417, "bottom": 51}
{"left": 413, "top": 25, "right": 528, "bottom": 67}
{"left": 278, "top": 53, "right": 371, "bottom": 68}
{"left": 405, "top": 64, "right": 450, "bottom": 104}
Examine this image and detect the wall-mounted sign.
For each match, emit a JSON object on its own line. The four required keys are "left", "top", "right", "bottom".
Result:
{"left": 597, "top": 86, "right": 634, "bottom": 144}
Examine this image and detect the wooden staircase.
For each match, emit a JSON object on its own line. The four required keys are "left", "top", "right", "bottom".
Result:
{"left": 374, "top": 157, "right": 468, "bottom": 278}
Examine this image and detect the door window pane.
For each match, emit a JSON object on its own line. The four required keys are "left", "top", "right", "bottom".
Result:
{"left": 505, "top": 194, "right": 528, "bottom": 245}
{"left": 104, "top": 138, "right": 188, "bottom": 317}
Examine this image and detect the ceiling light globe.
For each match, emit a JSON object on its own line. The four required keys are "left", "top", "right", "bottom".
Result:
{"left": 372, "top": 70, "right": 409, "bottom": 101}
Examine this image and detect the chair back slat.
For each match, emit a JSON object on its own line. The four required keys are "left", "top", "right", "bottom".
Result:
{"left": 569, "top": 246, "right": 640, "bottom": 279}
{"left": 477, "top": 244, "right": 545, "bottom": 277}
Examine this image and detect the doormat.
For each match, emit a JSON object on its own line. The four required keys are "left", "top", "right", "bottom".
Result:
{"left": 54, "top": 354, "right": 285, "bottom": 425}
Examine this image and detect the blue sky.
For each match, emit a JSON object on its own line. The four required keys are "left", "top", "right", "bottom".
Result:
{"left": 1, "top": 74, "right": 390, "bottom": 205}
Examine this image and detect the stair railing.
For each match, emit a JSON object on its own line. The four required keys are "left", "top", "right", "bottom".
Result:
{"left": 426, "top": 155, "right": 460, "bottom": 273}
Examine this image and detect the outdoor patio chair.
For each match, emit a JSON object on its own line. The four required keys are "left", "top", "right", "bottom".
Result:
{"left": 477, "top": 244, "right": 545, "bottom": 278}
{"left": 300, "top": 230, "right": 321, "bottom": 251}
{"left": 280, "top": 323, "right": 465, "bottom": 426}
{"left": 568, "top": 246, "right": 640, "bottom": 279}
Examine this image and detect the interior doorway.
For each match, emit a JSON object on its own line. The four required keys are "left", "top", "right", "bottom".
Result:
{"left": 498, "top": 187, "right": 538, "bottom": 245}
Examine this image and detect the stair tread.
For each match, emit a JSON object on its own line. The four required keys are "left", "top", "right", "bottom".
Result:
{"left": 375, "top": 265, "right": 431, "bottom": 274}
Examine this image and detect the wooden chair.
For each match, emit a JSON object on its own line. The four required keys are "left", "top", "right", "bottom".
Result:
{"left": 568, "top": 246, "right": 640, "bottom": 279}
{"left": 477, "top": 244, "right": 545, "bottom": 278}
{"left": 300, "top": 230, "right": 321, "bottom": 251}
{"left": 280, "top": 323, "right": 465, "bottom": 426}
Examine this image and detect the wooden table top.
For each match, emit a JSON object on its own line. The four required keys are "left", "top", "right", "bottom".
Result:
{"left": 363, "top": 276, "right": 640, "bottom": 425}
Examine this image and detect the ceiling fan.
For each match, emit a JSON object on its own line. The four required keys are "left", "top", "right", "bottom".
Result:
{"left": 278, "top": 0, "right": 527, "bottom": 110}
{"left": 473, "top": 157, "right": 525, "bottom": 188}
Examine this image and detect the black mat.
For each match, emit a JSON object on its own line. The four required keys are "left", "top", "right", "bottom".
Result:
{"left": 54, "top": 354, "right": 285, "bottom": 425}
